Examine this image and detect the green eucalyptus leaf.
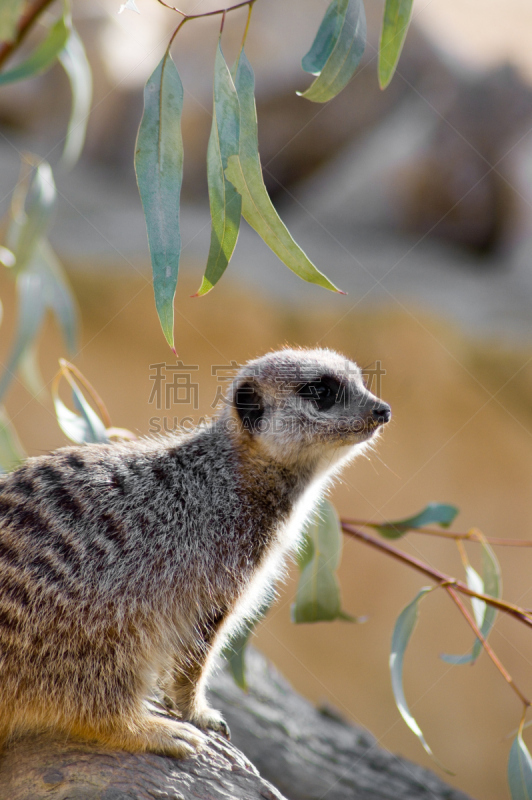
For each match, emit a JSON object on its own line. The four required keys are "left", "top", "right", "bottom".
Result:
{"left": 390, "top": 587, "right": 439, "bottom": 759}
{"left": 58, "top": 26, "right": 93, "bottom": 168}
{"left": 0, "top": 269, "right": 46, "bottom": 403}
{"left": 196, "top": 42, "right": 241, "bottom": 296}
{"left": 70, "top": 384, "right": 108, "bottom": 444}
{"left": 135, "top": 53, "right": 184, "bottom": 351}
{"left": 299, "top": 0, "right": 366, "bottom": 103}
{"left": 53, "top": 397, "right": 88, "bottom": 445}
{"left": 0, "top": 0, "right": 25, "bottom": 43}
{"left": 53, "top": 378, "right": 108, "bottom": 445}
{"left": 378, "top": 0, "right": 414, "bottom": 89}
{"left": 292, "top": 498, "right": 355, "bottom": 623}
{"left": 0, "top": 241, "right": 77, "bottom": 402}
{"left": 0, "top": 15, "right": 69, "bottom": 85}
{"left": 223, "top": 601, "right": 271, "bottom": 690}
{"left": 11, "top": 161, "right": 56, "bottom": 274}
{"left": 441, "top": 541, "right": 501, "bottom": 666}
{"left": 38, "top": 240, "right": 78, "bottom": 354}
{"left": 18, "top": 344, "right": 45, "bottom": 398}
{"left": 0, "top": 407, "right": 26, "bottom": 473}
{"left": 375, "top": 503, "right": 459, "bottom": 539}
{"left": 225, "top": 52, "right": 341, "bottom": 294}
{"left": 508, "top": 731, "right": 532, "bottom": 800}
{"left": 302, "top": 0, "right": 344, "bottom": 75}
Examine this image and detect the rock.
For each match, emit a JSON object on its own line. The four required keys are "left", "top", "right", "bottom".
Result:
{"left": 0, "top": 650, "right": 473, "bottom": 800}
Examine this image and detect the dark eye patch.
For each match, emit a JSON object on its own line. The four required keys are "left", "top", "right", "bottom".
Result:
{"left": 296, "top": 376, "right": 341, "bottom": 411}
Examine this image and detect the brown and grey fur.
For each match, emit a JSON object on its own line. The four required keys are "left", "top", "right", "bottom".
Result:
{"left": 0, "top": 348, "right": 390, "bottom": 758}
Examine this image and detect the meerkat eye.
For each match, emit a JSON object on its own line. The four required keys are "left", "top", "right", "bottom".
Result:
{"left": 296, "top": 376, "right": 340, "bottom": 411}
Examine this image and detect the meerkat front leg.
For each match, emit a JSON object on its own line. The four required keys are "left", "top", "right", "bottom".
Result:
{"left": 166, "top": 609, "right": 230, "bottom": 739}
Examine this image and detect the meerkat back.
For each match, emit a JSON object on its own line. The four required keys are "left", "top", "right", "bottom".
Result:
{"left": 0, "top": 347, "right": 390, "bottom": 758}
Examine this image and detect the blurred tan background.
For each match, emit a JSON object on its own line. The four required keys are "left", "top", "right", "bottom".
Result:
{"left": 3, "top": 1, "right": 532, "bottom": 799}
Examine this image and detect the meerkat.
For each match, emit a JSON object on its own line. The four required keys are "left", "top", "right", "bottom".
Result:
{"left": 0, "top": 347, "right": 390, "bottom": 759}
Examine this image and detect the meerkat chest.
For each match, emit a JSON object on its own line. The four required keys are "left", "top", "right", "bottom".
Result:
{"left": 235, "top": 476, "right": 327, "bottom": 617}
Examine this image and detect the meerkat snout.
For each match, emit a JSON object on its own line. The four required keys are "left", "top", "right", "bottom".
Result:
{"left": 0, "top": 346, "right": 389, "bottom": 760}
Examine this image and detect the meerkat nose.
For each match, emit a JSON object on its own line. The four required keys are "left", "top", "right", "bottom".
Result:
{"left": 371, "top": 403, "right": 391, "bottom": 424}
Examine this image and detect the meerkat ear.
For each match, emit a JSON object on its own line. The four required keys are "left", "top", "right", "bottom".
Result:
{"left": 234, "top": 381, "right": 265, "bottom": 433}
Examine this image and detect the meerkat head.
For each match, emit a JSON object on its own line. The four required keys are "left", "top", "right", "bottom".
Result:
{"left": 225, "top": 348, "right": 391, "bottom": 472}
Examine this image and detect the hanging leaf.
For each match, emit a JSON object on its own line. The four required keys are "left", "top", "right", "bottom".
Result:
{"left": 0, "top": 0, "right": 25, "bottom": 43}
{"left": 58, "top": 26, "right": 93, "bottom": 168}
{"left": 222, "top": 601, "right": 271, "bottom": 690}
{"left": 378, "top": 0, "right": 414, "bottom": 90}
{"left": 52, "top": 366, "right": 108, "bottom": 445}
{"left": 18, "top": 344, "right": 45, "bottom": 398}
{"left": 135, "top": 52, "right": 184, "bottom": 351}
{"left": 195, "top": 42, "right": 241, "bottom": 296}
{"left": 508, "top": 731, "right": 532, "bottom": 800}
{"left": 0, "top": 407, "right": 26, "bottom": 473}
{"left": 298, "top": 0, "right": 366, "bottom": 103}
{"left": 38, "top": 240, "right": 78, "bottom": 354}
{"left": 374, "top": 503, "right": 459, "bottom": 540}
{"left": 10, "top": 161, "right": 56, "bottom": 274}
{"left": 301, "top": 0, "right": 344, "bottom": 75}
{"left": 292, "top": 498, "right": 358, "bottom": 623}
{"left": 441, "top": 540, "right": 501, "bottom": 665}
{"left": 225, "top": 52, "right": 341, "bottom": 294}
{"left": 0, "top": 15, "right": 70, "bottom": 85}
{"left": 390, "top": 586, "right": 451, "bottom": 770}
{"left": 0, "top": 270, "right": 46, "bottom": 403}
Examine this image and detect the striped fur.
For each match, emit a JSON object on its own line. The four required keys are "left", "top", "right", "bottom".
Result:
{"left": 0, "top": 348, "right": 389, "bottom": 757}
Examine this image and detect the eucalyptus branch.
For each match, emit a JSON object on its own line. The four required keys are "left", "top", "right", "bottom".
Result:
{"left": 343, "top": 518, "right": 532, "bottom": 547}
{"left": 445, "top": 584, "right": 530, "bottom": 707}
{"left": 0, "top": 0, "right": 56, "bottom": 70}
{"left": 157, "top": 0, "right": 257, "bottom": 21}
{"left": 341, "top": 522, "right": 532, "bottom": 629}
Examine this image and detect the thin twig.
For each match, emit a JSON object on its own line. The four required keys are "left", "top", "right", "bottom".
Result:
{"left": 342, "top": 518, "right": 532, "bottom": 547}
{"left": 0, "top": 0, "right": 56, "bottom": 70}
{"left": 341, "top": 522, "right": 532, "bottom": 628}
{"left": 157, "top": 0, "right": 256, "bottom": 21}
{"left": 445, "top": 585, "right": 530, "bottom": 707}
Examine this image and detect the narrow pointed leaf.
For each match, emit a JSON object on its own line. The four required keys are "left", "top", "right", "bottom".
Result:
{"left": 39, "top": 240, "right": 78, "bottom": 354}
{"left": 378, "top": 0, "right": 414, "bottom": 89}
{"left": 223, "top": 601, "right": 271, "bottom": 690}
{"left": 0, "top": 407, "right": 26, "bottom": 473}
{"left": 299, "top": 0, "right": 366, "bottom": 103}
{"left": 196, "top": 42, "right": 241, "bottom": 296}
{"left": 0, "top": 0, "right": 25, "bottom": 43}
{"left": 53, "top": 378, "right": 108, "bottom": 445}
{"left": 58, "top": 26, "right": 93, "bottom": 168}
{"left": 0, "top": 270, "right": 45, "bottom": 402}
{"left": 508, "top": 732, "right": 532, "bottom": 800}
{"left": 135, "top": 53, "right": 184, "bottom": 350}
{"left": 225, "top": 52, "right": 341, "bottom": 294}
{"left": 0, "top": 15, "right": 69, "bottom": 85}
{"left": 18, "top": 344, "right": 45, "bottom": 398}
{"left": 375, "top": 503, "right": 459, "bottom": 539}
{"left": 391, "top": 587, "right": 445, "bottom": 764}
{"left": 466, "top": 565, "right": 485, "bottom": 629}
{"left": 0, "top": 238, "right": 78, "bottom": 402}
{"left": 71, "top": 383, "right": 108, "bottom": 443}
{"left": 11, "top": 161, "right": 56, "bottom": 273}
{"left": 292, "top": 498, "right": 355, "bottom": 623}
{"left": 302, "top": 0, "right": 344, "bottom": 75}
{"left": 441, "top": 541, "right": 501, "bottom": 665}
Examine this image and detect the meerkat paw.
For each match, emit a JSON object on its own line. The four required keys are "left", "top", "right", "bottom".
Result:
{"left": 191, "top": 707, "right": 231, "bottom": 740}
{"left": 99, "top": 715, "right": 205, "bottom": 759}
